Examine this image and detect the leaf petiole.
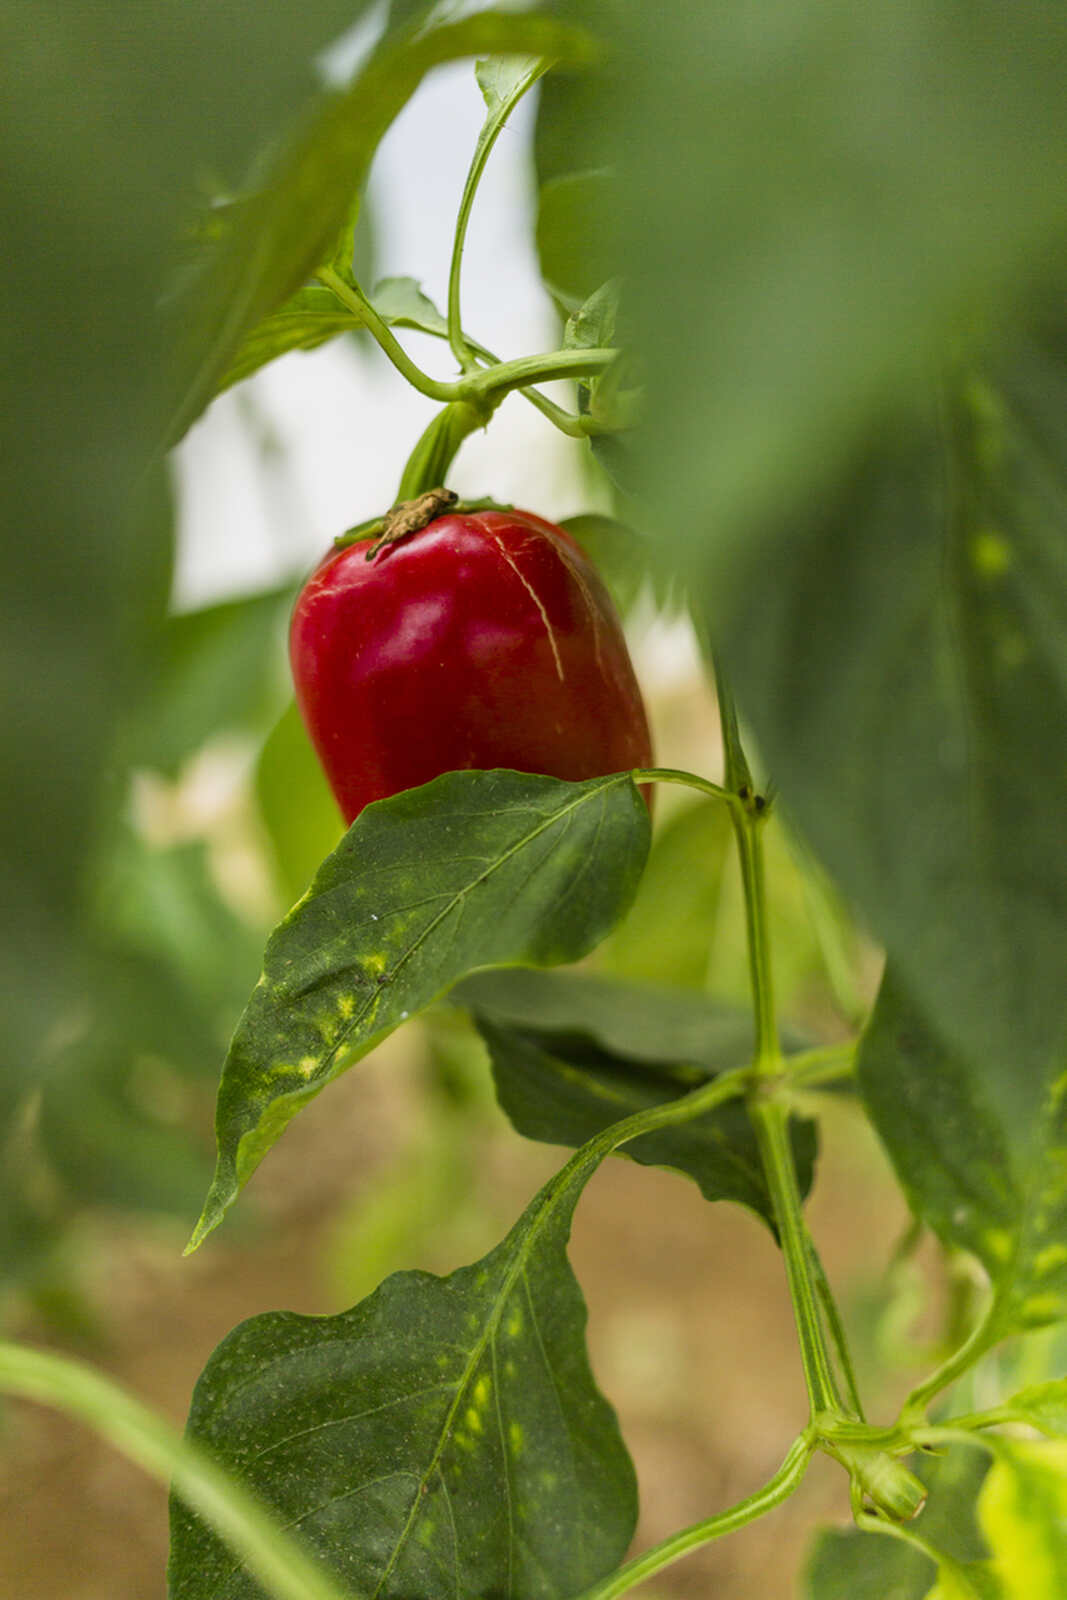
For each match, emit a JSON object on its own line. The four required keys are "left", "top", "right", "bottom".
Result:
{"left": 900, "top": 1296, "right": 1002, "bottom": 1423}
{"left": 570, "top": 1432, "right": 815, "bottom": 1600}
{"left": 447, "top": 56, "right": 552, "bottom": 371}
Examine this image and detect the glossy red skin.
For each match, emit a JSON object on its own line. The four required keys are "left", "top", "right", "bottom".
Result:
{"left": 290, "top": 508, "right": 653, "bottom": 825}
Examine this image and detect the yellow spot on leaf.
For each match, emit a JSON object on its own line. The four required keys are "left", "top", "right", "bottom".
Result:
{"left": 472, "top": 1376, "right": 491, "bottom": 1408}
{"left": 1034, "top": 1243, "right": 1067, "bottom": 1277}
{"left": 465, "top": 1407, "right": 483, "bottom": 1435}
{"left": 508, "top": 1422, "right": 524, "bottom": 1456}
{"left": 1019, "top": 1294, "right": 1065, "bottom": 1325}
{"left": 971, "top": 529, "right": 1012, "bottom": 578}
{"left": 298, "top": 1056, "right": 319, "bottom": 1079}
{"left": 505, "top": 1310, "right": 523, "bottom": 1339}
{"left": 983, "top": 1227, "right": 1014, "bottom": 1264}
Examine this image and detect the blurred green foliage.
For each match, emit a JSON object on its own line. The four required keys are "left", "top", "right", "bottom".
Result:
{"left": 3, "top": 0, "right": 1065, "bottom": 1545}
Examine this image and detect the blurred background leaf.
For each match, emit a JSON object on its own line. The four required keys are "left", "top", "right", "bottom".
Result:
{"left": 256, "top": 700, "right": 344, "bottom": 905}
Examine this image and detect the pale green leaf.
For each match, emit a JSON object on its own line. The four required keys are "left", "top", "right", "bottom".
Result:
{"left": 980, "top": 1439, "right": 1067, "bottom": 1600}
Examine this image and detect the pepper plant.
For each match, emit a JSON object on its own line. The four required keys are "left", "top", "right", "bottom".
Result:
{"left": 2, "top": 3, "right": 1067, "bottom": 1598}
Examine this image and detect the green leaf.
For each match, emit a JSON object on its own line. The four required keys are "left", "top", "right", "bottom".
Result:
{"left": 218, "top": 286, "right": 362, "bottom": 393}
{"left": 804, "top": 1445, "right": 990, "bottom": 1600}
{"left": 999, "top": 1379, "right": 1067, "bottom": 1437}
{"left": 543, "top": 3, "right": 1067, "bottom": 569}
{"left": 560, "top": 513, "right": 652, "bottom": 615}
{"left": 600, "top": 797, "right": 732, "bottom": 985}
{"left": 255, "top": 701, "right": 344, "bottom": 906}
{"left": 370, "top": 274, "right": 450, "bottom": 336}
{"left": 923, "top": 1564, "right": 1003, "bottom": 1600}
{"left": 126, "top": 585, "right": 295, "bottom": 774}
{"left": 980, "top": 1438, "right": 1067, "bottom": 1599}
{"left": 536, "top": 169, "right": 617, "bottom": 310}
{"left": 169, "top": 9, "right": 594, "bottom": 441}
{"left": 563, "top": 277, "right": 619, "bottom": 354}
{"left": 218, "top": 275, "right": 455, "bottom": 397}
{"left": 171, "top": 1146, "right": 637, "bottom": 1598}
{"left": 476, "top": 53, "right": 541, "bottom": 114}
{"left": 858, "top": 971, "right": 1067, "bottom": 1337}
{"left": 560, "top": 279, "right": 641, "bottom": 492}
{"left": 456, "top": 965, "right": 815, "bottom": 1229}
{"left": 1, "top": 0, "right": 367, "bottom": 1109}
{"left": 39, "top": 1030, "right": 212, "bottom": 1218}
{"left": 716, "top": 321, "right": 1067, "bottom": 1091}
{"left": 190, "top": 770, "right": 650, "bottom": 1249}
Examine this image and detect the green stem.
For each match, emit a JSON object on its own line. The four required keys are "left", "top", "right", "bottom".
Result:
{"left": 751, "top": 1097, "right": 841, "bottom": 1418}
{"left": 592, "top": 1062, "right": 753, "bottom": 1165}
{"left": 570, "top": 1433, "right": 814, "bottom": 1600}
{"left": 783, "top": 1041, "right": 856, "bottom": 1089}
{"left": 709, "top": 653, "right": 853, "bottom": 1426}
{"left": 734, "top": 817, "right": 779, "bottom": 1068}
{"left": 436, "top": 330, "right": 609, "bottom": 436}
{"left": 632, "top": 765, "right": 738, "bottom": 811}
{"left": 318, "top": 265, "right": 618, "bottom": 418}
{"left": 395, "top": 401, "right": 489, "bottom": 500}
{"left": 0, "top": 1342, "right": 355, "bottom": 1600}
{"left": 809, "top": 1237, "right": 866, "bottom": 1420}
{"left": 711, "top": 648, "right": 753, "bottom": 795}
{"left": 466, "top": 345, "right": 617, "bottom": 401}
{"left": 317, "top": 265, "right": 457, "bottom": 402}
{"left": 447, "top": 57, "right": 550, "bottom": 370}
{"left": 901, "top": 1297, "right": 1001, "bottom": 1421}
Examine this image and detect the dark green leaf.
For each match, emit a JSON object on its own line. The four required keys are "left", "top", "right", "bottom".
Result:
{"left": 255, "top": 701, "right": 344, "bottom": 906}
{"left": 858, "top": 972, "right": 1067, "bottom": 1337}
{"left": 171, "top": 1146, "right": 636, "bottom": 1598}
{"left": 717, "top": 322, "right": 1067, "bottom": 1090}
{"left": 804, "top": 1444, "right": 990, "bottom": 1600}
{"left": 191, "top": 770, "right": 650, "bottom": 1249}
{"left": 456, "top": 965, "right": 756, "bottom": 1067}
{"left": 169, "top": 9, "right": 594, "bottom": 441}
{"left": 458, "top": 966, "right": 815, "bottom": 1228}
